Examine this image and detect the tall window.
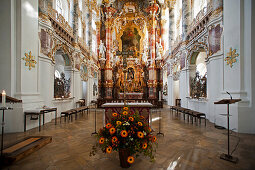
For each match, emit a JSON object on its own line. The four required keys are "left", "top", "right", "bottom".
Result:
{"left": 193, "top": 0, "right": 207, "bottom": 19}
{"left": 56, "top": 0, "right": 63, "bottom": 15}
{"left": 56, "top": 0, "right": 69, "bottom": 22}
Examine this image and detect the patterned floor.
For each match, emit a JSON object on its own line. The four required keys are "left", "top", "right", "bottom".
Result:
{"left": 2, "top": 106, "right": 255, "bottom": 170}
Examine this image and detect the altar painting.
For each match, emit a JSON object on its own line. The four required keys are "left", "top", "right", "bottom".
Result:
{"left": 121, "top": 28, "right": 141, "bottom": 52}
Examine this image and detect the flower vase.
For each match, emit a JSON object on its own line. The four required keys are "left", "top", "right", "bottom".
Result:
{"left": 119, "top": 148, "right": 131, "bottom": 168}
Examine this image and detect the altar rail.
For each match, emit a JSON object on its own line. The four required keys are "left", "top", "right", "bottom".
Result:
{"left": 97, "top": 99, "right": 163, "bottom": 108}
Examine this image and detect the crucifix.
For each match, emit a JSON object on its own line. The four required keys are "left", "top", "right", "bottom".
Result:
{"left": 116, "top": 50, "right": 134, "bottom": 105}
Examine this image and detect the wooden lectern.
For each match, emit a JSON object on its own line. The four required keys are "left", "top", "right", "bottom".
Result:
{"left": 214, "top": 99, "right": 241, "bottom": 163}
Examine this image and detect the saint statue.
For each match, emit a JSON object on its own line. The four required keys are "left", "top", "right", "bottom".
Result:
{"left": 99, "top": 40, "right": 106, "bottom": 59}
{"left": 156, "top": 42, "right": 162, "bottom": 59}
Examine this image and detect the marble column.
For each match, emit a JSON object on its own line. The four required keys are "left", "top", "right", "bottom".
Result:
{"left": 147, "top": 3, "right": 159, "bottom": 99}
{"left": 96, "top": 21, "right": 101, "bottom": 57}
{"left": 182, "top": 0, "right": 192, "bottom": 41}
{"left": 168, "top": 8, "right": 174, "bottom": 55}
{"left": 104, "top": 6, "right": 116, "bottom": 99}
{"left": 73, "top": 0, "right": 79, "bottom": 45}
{"left": 160, "top": 19, "right": 167, "bottom": 51}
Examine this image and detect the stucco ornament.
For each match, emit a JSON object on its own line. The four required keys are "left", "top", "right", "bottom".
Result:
{"left": 22, "top": 51, "right": 37, "bottom": 70}
{"left": 225, "top": 47, "right": 239, "bottom": 68}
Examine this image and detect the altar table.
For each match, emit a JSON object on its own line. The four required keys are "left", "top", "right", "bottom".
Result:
{"left": 24, "top": 107, "right": 57, "bottom": 132}
{"left": 101, "top": 103, "right": 153, "bottom": 124}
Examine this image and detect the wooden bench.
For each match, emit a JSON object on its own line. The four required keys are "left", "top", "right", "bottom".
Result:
{"left": 60, "top": 106, "right": 89, "bottom": 123}
{"left": 170, "top": 106, "right": 206, "bottom": 126}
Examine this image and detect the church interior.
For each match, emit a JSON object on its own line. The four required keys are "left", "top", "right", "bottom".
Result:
{"left": 0, "top": 0, "right": 255, "bottom": 169}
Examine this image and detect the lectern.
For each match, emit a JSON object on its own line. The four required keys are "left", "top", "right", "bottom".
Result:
{"left": 214, "top": 99, "right": 241, "bottom": 163}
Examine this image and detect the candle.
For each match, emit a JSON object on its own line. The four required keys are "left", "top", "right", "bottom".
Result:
{"left": 2, "top": 90, "right": 6, "bottom": 108}
{"left": 159, "top": 91, "right": 161, "bottom": 101}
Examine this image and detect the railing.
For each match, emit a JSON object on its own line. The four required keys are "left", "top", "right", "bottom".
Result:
{"left": 47, "top": 6, "right": 74, "bottom": 37}
{"left": 97, "top": 99, "right": 163, "bottom": 108}
{"left": 187, "top": 3, "right": 213, "bottom": 40}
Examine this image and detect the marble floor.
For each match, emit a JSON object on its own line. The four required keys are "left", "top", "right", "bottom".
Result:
{"left": 2, "top": 106, "right": 255, "bottom": 170}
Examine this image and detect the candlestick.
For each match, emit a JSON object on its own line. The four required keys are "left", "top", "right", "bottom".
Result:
{"left": 2, "top": 90, "right": 6, "bottom": 108}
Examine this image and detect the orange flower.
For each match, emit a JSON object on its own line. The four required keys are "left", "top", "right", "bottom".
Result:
{"left": 123, "top": 107, "right": 128, "bottom": 111}
{"left": 138, "top": 122, "right": 143, "bottom": 126}
{"left": 142, "top": 142, "right": 147, "bottom": 149}
{"left": 112, "top": 136, "right": 118, "bottom": 143}
{"left": 129, "top": 117, "right": 134, "bottom": 122}
{"left": 137, "top": 131, "right": 144, "bottom": 138}
{"left": 121, "top": 130, "right": 128, "bottom": 137}
{"left": 109, "top": 127, "right": 116, "bottom": 135}
{"left": 112, "top": 112, "right": 118, "bottom": 117}
{"left": 127, "top": 156, "right": 134, "bottom": 164}
{"left": 99, "top": 137, "right": 105, "bottom": 144}
{"left": 106, "top": 123, "right": 112, "bottom": 129}
{"left": 140, "top": 116, "right": 145, "bottom": 119}
{"left": 152, "top": 136, "right": 157, "bottom": 142}
{"left": 106, "top": 146, "right": 112, "bottom": 154}
{"left": 116, "top": 121, "right": 122, "bottom": 126}
{"left": 148, "top": 127, "right": 152, "bottom": 132}
{"left": 122, "top": 111, "right": 128, "bottom": 115}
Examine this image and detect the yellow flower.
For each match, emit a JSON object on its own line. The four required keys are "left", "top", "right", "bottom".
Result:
{"left": 109, "top": 127, "right": 116, "bottom": 135}
{"left": 152, "top": 136, "right": 157, "bottom": 142}
{"left": 112, "top": 112, "right": 118, "bottom": 117}
{"left": 106, "top": 123, "right": 112, "bottom": 129}
{"left": 138, "top": 122, "right": 143, "bottom": 126}
{"left": 142, "top": 142, "right": 147, "bottom": 149}
{"left": 99, "top": 137, "right": 104, "bottom": 144}
{"left": 106, "top": 146, "right": 112, "bottom": 153}
{"left": 123, "top": 107, "right": 128, "bottom": 111}
{"left": 137, "top": 131, "right": 144, "bottom": 138}
{"left": 112, "top": 136, "right": 118, "bottom": 143}
{"left": 122, "top": 111, "right": 128, "bottom": 115}
{"left": 116, "top": 121, "right": 122, "bottom": 126}
{"left": 129, "top": 117, "right": 134, "bottom": 122}
{"left": 121, "top": 130, "right": 128, "bottom": 137}
{"left": 127, "top": 156, "right": 134, "bottom": 164}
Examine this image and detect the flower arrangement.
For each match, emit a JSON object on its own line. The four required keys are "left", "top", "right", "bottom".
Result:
{"left": 90, "top": 107, "right": 157, "bottom": 167}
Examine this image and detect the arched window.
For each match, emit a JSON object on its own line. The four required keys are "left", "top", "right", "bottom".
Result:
{"left": 193, "top": 0, "right": 207, "bottom": 19}
{"left": 56, "top": 0, "right": 63, "bottom": 15}
{"left": 54, "top": 50, "right": 72, "bottom": 98}
{"left": 56, "top": 0, "right": 69, "bottom": 22}
{"left": 189, "top": 51, "right": 207, "bottom": 98}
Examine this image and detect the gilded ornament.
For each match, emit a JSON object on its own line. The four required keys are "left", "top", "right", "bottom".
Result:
{"left": 22, "top": 51, "right": 37, "bottom": 70}
{"left": 225, "top": 47, "right": 239, "bottom": 68}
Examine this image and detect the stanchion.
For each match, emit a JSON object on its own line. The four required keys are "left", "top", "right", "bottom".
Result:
{"left": 91, "top": 102, "right": 98, "bottom": 135}
{"left": 157, "top": 108, "right": 164, "bottom": 136}
{"left": 0, "top": 107, "right": 13, "bottom": 163}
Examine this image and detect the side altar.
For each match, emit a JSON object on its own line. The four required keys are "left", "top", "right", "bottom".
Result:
{"left": 101, "top": 103, "right": 153, "bottom": 124}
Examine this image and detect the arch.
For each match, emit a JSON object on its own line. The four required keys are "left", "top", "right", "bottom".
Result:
{"left": 187, "top": 42, "right": 208, "bottom": 67}
{"left": 48, "top": 43, "right": 73, "bottom": 66}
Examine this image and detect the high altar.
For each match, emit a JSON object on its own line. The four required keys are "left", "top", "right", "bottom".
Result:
{"left": 98, "top": 2, "right": 163, "bottom": 101}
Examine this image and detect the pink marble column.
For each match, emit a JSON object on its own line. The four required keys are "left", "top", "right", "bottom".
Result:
{"left": 146, "top": 3, "right": 159, "bottom": 99}
{"left": 104, "top": 6, "right": 116, "bottom": 99}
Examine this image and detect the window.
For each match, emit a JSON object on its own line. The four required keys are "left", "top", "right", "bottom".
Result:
{"left": 56, "top": 0, "right": 63, "bottom": 15}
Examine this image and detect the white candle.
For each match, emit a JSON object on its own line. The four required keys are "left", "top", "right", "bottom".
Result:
{"left": 159, "top": 91, "right": 161, "bottom": 101}
{"left": 2, "top": 90, "right": 6, "bottom": 108}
